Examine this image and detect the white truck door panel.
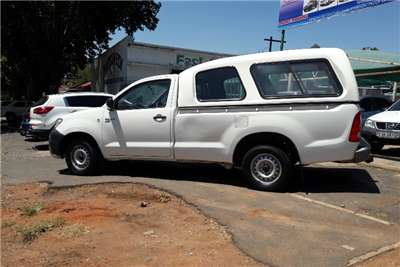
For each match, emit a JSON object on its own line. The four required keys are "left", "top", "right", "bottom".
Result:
{"left": 101, "top": 77, "right": 175, "bottom": 159}
{"left": 102, "top": 108, "right": 172, "bottom": 158}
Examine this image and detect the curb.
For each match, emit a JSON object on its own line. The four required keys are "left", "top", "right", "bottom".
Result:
{"left": 359, "top": 158, "right": 400, "bottom": 173}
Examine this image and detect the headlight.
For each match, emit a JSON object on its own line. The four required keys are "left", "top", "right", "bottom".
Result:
{"left": 53, "top": 118, "right": 63, "bottom": 129}
{"left": 365, "top": 119, "right": 375, "bottom": 128}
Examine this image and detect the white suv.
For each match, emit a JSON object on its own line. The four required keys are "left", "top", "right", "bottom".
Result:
{"left": 27, "top": 92, "right": 112, "bottom": 139}
{"left": 362, "top": 100, "right": 400, "bottom": 152}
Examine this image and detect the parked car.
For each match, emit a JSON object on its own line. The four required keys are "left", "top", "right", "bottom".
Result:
{"left": 320, "top": 0, "right": 335, "bottom": 7}
{"left": 49, "top": 48, "right": 370, "bottom": 191}
{"left": 304, "top": 0, "right": 318, "bottom": 12}
{"left": 1, "top": 100, "right": 32, "bottom": 123}
{"left": 362, "top": 100, "right": 400, "bottom": 152}
{"left": 0, "top": 99, "right": 13, "bottom": 109}
{"left": 359, "top": 96, "right": 392, "bottom": 125}
{"left": 27, "top": 92, "right": 112, "bottom": 139}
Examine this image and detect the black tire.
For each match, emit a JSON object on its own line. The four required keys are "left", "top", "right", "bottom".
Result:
{"left": 242, "top": 145, "right": 293, "bottom": 191}
{"left": 65, "top": 138, "right": 102, "bottom": 175}
{"left": 370, "top": 142, "right": 384, "bottom": 153}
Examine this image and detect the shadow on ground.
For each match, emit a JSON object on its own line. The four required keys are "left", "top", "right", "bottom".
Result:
{"left": 58, "top": 160, "right": 380, "bottom": 194}
{"left": 297, "top": 167, "right": 379, "bottom": 194}
{"left": 0, "top": 120, "right": 19, "bottom": 134}
{"left": 373, "top": 146, "right": 400, "bottom": 159}
{"left": 33, "top": 144, "right": 49, "bottom": 151}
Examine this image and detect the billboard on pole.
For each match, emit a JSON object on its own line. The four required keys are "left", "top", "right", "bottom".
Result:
{"left": 279, "top": 0, "right": 395, "bottom": 29}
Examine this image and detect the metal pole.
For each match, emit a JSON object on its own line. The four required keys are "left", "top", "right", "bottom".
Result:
{"left": 280, "top": 30, "right": 286, "bottom": 51}
{"left": 392, "top": 81, "right": 397, "bottom": 102}
{"left": 269, "top": 37, "right": 273, "bottom": 52}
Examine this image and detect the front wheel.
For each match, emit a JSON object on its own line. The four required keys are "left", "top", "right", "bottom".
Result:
{"left": 65, "top": 139, "right": 101, "bottom": 175}
{"left": 242, "top": 145, "right": 293, "bottom": 191}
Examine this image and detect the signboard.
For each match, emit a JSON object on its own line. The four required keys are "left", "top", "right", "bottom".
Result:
{"left": 279, "top": 0, "right": 395, "bottom": 29}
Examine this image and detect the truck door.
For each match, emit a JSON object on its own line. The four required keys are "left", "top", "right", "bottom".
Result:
{"left": 102, "top": 77, "right": 175, "bottom": 159}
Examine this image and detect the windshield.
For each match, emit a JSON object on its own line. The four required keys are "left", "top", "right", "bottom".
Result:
{"left": 388, "top": 100, "right": 400, "bottom": 111}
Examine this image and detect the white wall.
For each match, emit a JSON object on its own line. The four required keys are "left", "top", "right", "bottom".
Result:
{"left": 94, "top": 37, "right": 231, "bottom": 93}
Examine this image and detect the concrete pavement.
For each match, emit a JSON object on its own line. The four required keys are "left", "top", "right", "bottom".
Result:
{"left": 2, "top": 132, "right": 400, "bottom": 267}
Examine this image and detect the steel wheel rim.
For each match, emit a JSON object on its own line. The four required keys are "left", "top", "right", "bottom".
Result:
{"left": 71, "top": 145, "right": 90, "bottom": 170}
{"left": 250, "top": 153, "right": 282, "bottom": 185}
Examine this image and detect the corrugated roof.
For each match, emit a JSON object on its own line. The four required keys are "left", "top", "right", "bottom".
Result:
{"left": 346, "top": 50, "right": 400, "bottom": 70}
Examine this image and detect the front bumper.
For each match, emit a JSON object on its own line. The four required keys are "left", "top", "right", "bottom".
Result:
{"left": 361, "top": 127, "right": 400, "bottom": 145}
{"left": 49, "top": 129, "right": 65, "bottom": 158}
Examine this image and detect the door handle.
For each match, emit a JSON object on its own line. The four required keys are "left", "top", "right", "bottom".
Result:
{"left": 105, "top": 118, "right": 115, "bottom": 123}
{"left": 153, "top": 114, "right": 167, "bottom": 122}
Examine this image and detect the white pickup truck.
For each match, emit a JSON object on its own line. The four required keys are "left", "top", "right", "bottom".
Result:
{"left": 49, "top": 48, "right": 370, "bottom": 191}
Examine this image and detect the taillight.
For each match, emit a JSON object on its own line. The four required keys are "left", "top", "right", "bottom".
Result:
{"left": 33, "top": 106, "right": 54, "bottom": 114}
{"left": 349, "top": 112, "right": 361, "bottom": 142}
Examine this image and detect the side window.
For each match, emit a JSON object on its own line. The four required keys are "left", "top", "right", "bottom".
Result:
{"left": 251, "top": 60, "right": 342, "bottom": 98}
{"left": 251, "top": 63, "right": 303, "bottom": 97}
{"left": 196, "top": 67, "right": 246, "bottom": 101}
{"left": 116, "top": 79, "right": 171, "bottom": 110}
{"left": 65, "top": 96, "right": 111, "bottom": 107}
{"left": 291, "top": 61, "right": 341, "bottom": 95}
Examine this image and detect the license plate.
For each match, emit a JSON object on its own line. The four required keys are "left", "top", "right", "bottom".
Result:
{"left": 376, "top": 131, "right": 400, "bottom": 139}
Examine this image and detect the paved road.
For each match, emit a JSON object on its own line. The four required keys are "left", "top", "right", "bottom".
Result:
{"left": 2, "top": 132, "right": 400, "bottom": 267}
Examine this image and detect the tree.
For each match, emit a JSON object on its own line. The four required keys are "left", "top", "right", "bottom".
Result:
{"left": 310, "top": 43, "right": 321, "bottom": 48}
{"left": 362, "top": 47, "right": 380, "bottom": 51}
{"left": 1, "top": 1, "right": 161, "bottom": 100}
{"left": 63, "top": 65, "right": 94, "bottom": 88}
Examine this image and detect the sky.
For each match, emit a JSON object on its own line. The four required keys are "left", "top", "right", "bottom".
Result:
{"left": 110, "top": 1, "right": 400, "bottom": 55}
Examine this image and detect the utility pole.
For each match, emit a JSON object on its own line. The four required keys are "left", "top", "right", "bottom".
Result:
{"left": 280, "top": 30, "right": 286, "bottom": 51}
{"left": 264, "top": 30, "right": 287, "bottom": 52}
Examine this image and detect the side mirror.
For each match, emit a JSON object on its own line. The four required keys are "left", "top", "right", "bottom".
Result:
{"left": 106, "top": 98, "right": 114, "bottom": 110}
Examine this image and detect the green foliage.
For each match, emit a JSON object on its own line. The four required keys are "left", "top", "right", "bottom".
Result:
{"left": 1, "top": 1, "right": 161, "bottom": 100}
{"left": 21, "top": 202, "right": 43, "bottom": 216}
{"left": 17, "top": 218, "right": 66, "bottom": 243}
{"left": 64, "top": 65, "right": 94, "bottom": 87}
{"left": 362, "top": 47, "right": 380, "bottom": 51}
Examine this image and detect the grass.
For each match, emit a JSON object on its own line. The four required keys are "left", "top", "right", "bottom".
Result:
{"left": 60, "top": 223, "right": 90, "bottom": 238}
{"left": 21, "top": 202, "right": 43, "bottom": 216}
{"left": 17, "top": 217, "right": 66, "bottom": 243}
{"left": 158, "top": 193, "right": 171, "bottom": 203}
{"left": 2, "top": 220, "right": 16, "bottom": 229}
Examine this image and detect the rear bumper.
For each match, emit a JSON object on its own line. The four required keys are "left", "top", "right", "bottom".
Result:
{"left": 49, "top": 129, "right": 65, "bottom": 158}
{"left": 353, "top": 137, "right": 372, "bottom": 163}
{"left": 28, "top": 129, "right": 51, "bottom": 139}
{"left": 338, "top": 137, "right": 372, "bottom": 163}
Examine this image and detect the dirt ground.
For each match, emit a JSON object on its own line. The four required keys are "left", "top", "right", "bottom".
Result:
{"left": 357, "top": 248, "right": 400, "bottom": 267}
{"left": 1, "top": 182, "right": 260, "bottom": 267}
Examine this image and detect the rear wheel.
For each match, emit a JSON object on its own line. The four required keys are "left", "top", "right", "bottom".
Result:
{"left": 65, "top": 138, "right": 102, "bottom": 175}
{"left": 242, "top": 145, "right": 292, "bottom": 191}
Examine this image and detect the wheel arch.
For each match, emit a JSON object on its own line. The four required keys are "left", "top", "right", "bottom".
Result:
{"left": 59, "top": 131, "right": 103, "bottom": 157}
{"left": 232, "top": 132, "right": 301, "bottom": 168}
